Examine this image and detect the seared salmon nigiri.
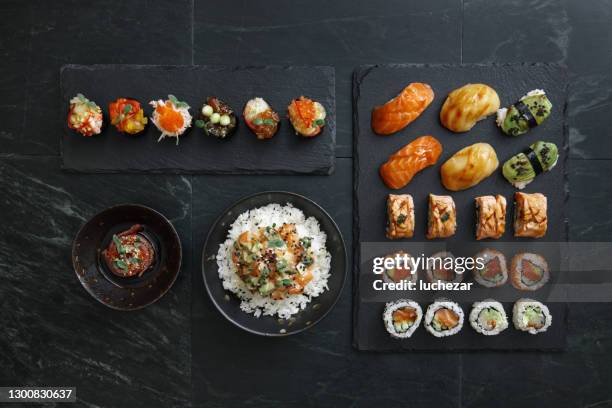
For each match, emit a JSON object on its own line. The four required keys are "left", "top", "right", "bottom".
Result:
{"left": 371, "top": 83, "right": 434, "bottom": 135}
{"left": 379, "top": 135, "right": 442, "bottom": 189}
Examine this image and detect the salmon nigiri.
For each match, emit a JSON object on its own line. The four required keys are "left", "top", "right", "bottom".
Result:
{"left": 371, "top": 83, "right": 434, "bottom": 135}
{"left": 379, "top": 135, "right": 442, "bottom": 189}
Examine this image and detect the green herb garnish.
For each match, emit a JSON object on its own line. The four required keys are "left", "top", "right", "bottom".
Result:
{"left": 396, "top": 214, "right": 406, "bottom": 225}
{"left": 130, "top": 258, "right": 143, "bottom": 264}
{"left": 253, "top": 117, "right": 275, "bottom": 126}
{"left": 195, "top": 119, "right": 205, "bottom": 128}
{"left": 168, "top": 94, "right": 190, "bottom": 109}
{"left": 112, "top": 235, "right": 125, "bottom": 254}
{"left": 114, "top": 259, "right": 129, "bottom": 271}
{"left": 440, "top": 212, "right": 450, "bottom": 222}
{"left": 268, "top": 239, "right": 285, "bottom": 248}
{"left": 312, "top": 118, "right": 325, "bottom": 128}
{"left": 299, "top": 237, "right": 312, "bottom": 248}
{"left": 281, "top": 278, "right": 292, "bottom": 287}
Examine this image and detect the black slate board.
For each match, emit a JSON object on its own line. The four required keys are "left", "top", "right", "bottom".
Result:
{"left": 60, "top": 65, "right": 335, "bottom": 174}
{"left": 353, "top": 63, "right": 568, "bottom": 351}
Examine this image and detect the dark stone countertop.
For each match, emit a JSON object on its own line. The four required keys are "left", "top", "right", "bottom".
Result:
{"left": 1, "top": 1, "right": 611, "bottom": 407}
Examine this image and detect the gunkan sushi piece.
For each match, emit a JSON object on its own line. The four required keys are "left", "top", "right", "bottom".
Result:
{"left": 503, "top": 141, "right": 559, "bottom": 189}
{"left": 424, "top": 299, "right": 464, "bottom": 337}
{"left": 510, "top": 253, "right": 550, "bottom": 291}
{"left": 195, "top": 97, "right": 237, "bottom": 139}
{"left": 440, "top": 84, "right": 500, "bottom": 133}
{"left": 149, "top": 95, "right": 192, "bottom": 145}
{"left": 371, "top": 83, "right": 434, "bottom": 135}
{"left": 386, "top": 194, "right": 415, "bottom": 239}
{"left": 108, "top": 98, "right": 148, "bottom": 135}
{"left": 287, "top": 96, "right": 326, "bottom": 137}
{"left": 426, "top": 194, "right": 456, "bottom": 239}
{"left": 475, "top": 195, "right": 506, "bottom": 240}
{"left": 67, "top": 93, "right": 103, "bottom": 137}
{"left": 473, "top": 248, "right": 508, "bottom": 287}
{"left": 383, "top": 299, "right": 423, "bottom": 339}
{"left": 513, "top": 298, "right": 552, "bottom": 334}
{"left": 425, "top": 251, "right": 463, "bottom": 283}
{"left": 381, "top": 251, "right": 418, "bottom": 284}
{"left": 513, "top": 192, "right": 547, "bottom": 238}
{"left": 243, "top": 97, "right": 280, "bottom": 140}
{"left": 496, "top": 89, "right": 552, "bottom": 136}
{"left": 469, "top": 299, "right": 508, "bottom": 336}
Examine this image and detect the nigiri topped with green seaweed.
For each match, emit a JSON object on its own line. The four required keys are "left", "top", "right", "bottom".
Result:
{"left": 496, "top": 90, "right": 552, "bottom": 137}
{"left": 502, "top": 141, "right": 559, "bottom": 189}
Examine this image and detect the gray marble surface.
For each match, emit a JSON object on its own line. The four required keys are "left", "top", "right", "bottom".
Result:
{"left": 0, "top": 0, "right": 611, "bottom": 407}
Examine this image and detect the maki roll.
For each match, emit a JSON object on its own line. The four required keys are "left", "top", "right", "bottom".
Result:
{"left": 510, "top": 253, "right": 550, "bottom": 291}
{"left": 67, "top": 93, "right": 103, "bottom": 137}
{"left": 475, "top": 195, "right": 506, "bottom": 240}
{"left": 473, "top": 248, "right": 508, "bottom": 287}
{"left": 513, "top": 298, "right": 552, "bottom": 334}
{"left": 195, "top": 97, "right": 237, "bottom": 139}
{"left": 514, "top": 192, "right": 547, "bottom": 238}
{"left": 383, "top": 299, "right": 423, "bottom": 339}
{"left": 386, "top": 194, "right": 415, "bottom": 239}
{"left": 440, "top": 84, "right": 500, "bottom": 133}
{"left": 243, "top": 97, "right": 280, "bottom": 140}
{"left": 108, "top": 98, "right": 148, "bottom": 135}
{"left": 469, "top": 299, "right": 508, "bottom": 336}
{"left": 503, "top": 141, "right": 559, "bottom": 189}
{"left": 496, "top": 89, "right": 552, "bottom": 136}
{"left": 287, "top": 96, "right": 326, "bottom": 137}
{"left": 424, "top": 299, "right": 464, "bottom": 337}
{"left": 149, "top": 95, "right": 192, "bottom": 145}
{"left": 427, "top": 194, "right": 456, "bottom": 239}
{"left": 425, "top": 251, "right": 463, "bottom": 283}
{"left": 381, "top": 251, "right": 418, "bottom": 284}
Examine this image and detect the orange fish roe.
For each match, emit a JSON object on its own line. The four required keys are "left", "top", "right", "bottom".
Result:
{"left": 292, "top": 96, "right": 316, "bottom": 127}
{"left": 156, "top": 101, "right": 184, "bottom": 133}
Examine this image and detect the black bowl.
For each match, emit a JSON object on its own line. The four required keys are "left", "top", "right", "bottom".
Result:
{"left": 72, "top": 204, "right": 182, "bottom": 310}
{"left": 202, "top": 191, "right": 347, "bottom": 336}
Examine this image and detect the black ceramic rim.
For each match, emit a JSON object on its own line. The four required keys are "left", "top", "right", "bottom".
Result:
{"left": 72, "top": 203, "right": 182, "bottom": 311}
{"left": 201, "top": 191, "right": 347, "bottom": 337}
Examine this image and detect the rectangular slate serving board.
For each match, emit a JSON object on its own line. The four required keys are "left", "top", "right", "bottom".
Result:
{"left": 60, "top": 65, "right": 335, "bottom": 174}
{"left": 353, "top": 63, "right": 568, "bottom": 351}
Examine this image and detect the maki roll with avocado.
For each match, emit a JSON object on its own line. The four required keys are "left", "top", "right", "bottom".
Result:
{"left": 287, "top": 96, "right": 326, "bottom": 137}
{"left": 473, "top": 248, "right": 508, "bottom": 288}
{"left": 108, "top": 98, "right": 148, "bottom": 135}
{"left": 243, "top": 97, "right": 280, "bottom": 140}
{"left": 383, "top": 299, "right": 423, "bottom": 339}
{"left": 195, "top": 97, "right": 237, "bottom": 139}
{"left": 424, "top": 299, "right": 464, "bottom": 337}
{"left": 496, "top": 89, "right": 552, "bottom": 136}
{"left": 149, "top": 95, "right": 192, "bottom": 145}
{"left": 510, "top": 253, "right": 550, "bottom": 291}
{"left": 67, "top": 93, "right": 103, "bottom": 137}
{"left": 469, "top": 299, "right": 508, "bottom": 336}
{"left": 381, "top": 251, "right": 418, "bottom": 285}
{"left": 503, "top": 141, "right": 559, "bottom": 189}
{"left": 513, "top": 298, "right": 552, "bottom": 334}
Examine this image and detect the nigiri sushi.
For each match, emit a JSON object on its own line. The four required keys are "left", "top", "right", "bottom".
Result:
{"left": 440, "top": 143, "right": 499, "bottom": 191}
{"left": 149, "top": 95, "right": 192, "bottom": 145}
{"left": 195, "top": 97, "right": 237, "bottom": 139}
{"left": 379, "top": 135, "right": 442, "bottom": 189}
{"left": 503, "top": 141, "right": 559, "bottom": 189}
{"left": 243, "top": 97, "right": 280, "bottom": 140}
{"left": 287, "top": 96, "right": 326, "bottom": 137}
{"left": 440, "top": 84, "right": 500, "bottom": 132}
{"left": 108, "top": 98, "right": 148, "bottom": 135}
{"left": 496, "top": 89, "right": 552, "bottom": 136}
{"left": 67, "top": 93, "right": 103, "bottom": 137}
{"left": 371, "top": 83, "right": 434, "bottom": 135}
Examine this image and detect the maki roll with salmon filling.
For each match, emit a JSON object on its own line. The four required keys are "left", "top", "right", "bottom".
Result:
{"left": 67, "top": 93, "right": 103, "bottom": 137}
{"left": 514, "top": 192, "right": 547, "bottom": 238}
{"left": 108, "top": 98, "right": 148, "bottom": 134}
{"left": 513, "top": 298, "right": 552, "bottom": 334}
{"left": 473, "top": 248, "right": 508, "bottom": 287}
{"left": 425, "top": 251, "right": 463, "bottom": 283}
{"left": 510, "top": 253, "right": 550, "bottom": 291}
{"left": 195, "top": 97, "right": 237, "bottom": 139}
{"left": 475, "top": 195, "right": 506, "bottom": 240}
{"left": 425, "top": 299, "right": 464, "bottom": 337}
{"left": 496, "top": 89, "right": 552, "bottom": 136}
{"left": 427, "top": 194, "right": 456, "bottom": 239}
{"left": 288, "top": 96, "right": 326, "bottom": 137}
{"left": 149, "top": 95, "right": 192, "bottom": 145}
{"left": 243, "top": 97, "right": 280, "bottom": 140}
{"left": 469, "top": 299, "right": 508, "bottom": 336}
{"left": 381, "top": 251, "right": 418, "bottom": 285}
{"left": 383, "top": 299, "right": 423, "bottom": 339}
{"left": 386, "top": 194, "right": 415, "bottom": 239}
{"left": 503, "top": 141, "right": 559, "bottom": 189}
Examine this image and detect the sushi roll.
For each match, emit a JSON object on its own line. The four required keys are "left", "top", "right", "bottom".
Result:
{"left": 386, "top": 194, "right": 415, "bottom": 239}
{"left": 503, "top": 141, "right": 559, "bottom": 189}
{"left": 426, "top": 194, "right": 456, "bottom": 239}
{"left": 243, "top": 97, "right": 280, "bottom": 140}
{"left": 425, "top": 251, "right": 463, "bottom": 283}
{"left": 440, "top": 84, "right": 500, "bottom": 133}
{"left": 475, "top": 195, "right": 506, "bottom": 240}
{"left": 424, "top": 299, "right": 464, "bottom": 337}
{"left": 67, "top": 93, "right": 103, "bottom": 137}
{"left": 149, "top": 95, "right": 192, "bottom": 145}
{"left": 383, "top": 299, "right": 423, "bottom": 339}
{"left": 473, "top": 249, "right": 508, "bottom": 287}
{"left": 513, "top": 192, "right": 547, "bottom": 238}
{"left": 496, "top": 89, "right": 552, "bottom": 137}
{"left": 195, "top": 97, "right": 237, "bottom": 139}
{"left": 510, "top": 253, "right": 550, "bottom": 291}
{"left": 287, "top": 96, "right": 326, "bottom": 137}
{"left": 108, "top": 98, "right": 148, "bottom": 135}
{"left": 381, "top": 251, "right": 418, "bottom": 285}
{"left": 469, "top": 299, "right": 509, "bottom": 336}
{"left": 513, "top": 298, "right": 552, "bottom": 334}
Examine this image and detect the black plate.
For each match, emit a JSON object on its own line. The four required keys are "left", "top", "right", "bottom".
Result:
{"left": 72, "top": 204, "right": 182, "bottom": 310}
{"left": 202, "top": 191, "right": 347, "bottom": 336}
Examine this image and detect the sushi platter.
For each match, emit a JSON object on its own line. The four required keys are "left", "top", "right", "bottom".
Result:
{"left": 353, "top": 63, "right": 568, "bottom": 350}
{"left": 61, "top": 65, "right": 336, "bottom": 175}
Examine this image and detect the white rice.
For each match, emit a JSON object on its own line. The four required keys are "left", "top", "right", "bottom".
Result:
{"left": 149, "top": 99, "right": 192, "bottom": 144}
{"left": 512, "top": 298, "right": 552, "bottom": 334}
{"left": 216, "top": 203, "right": 331, "bottom": 319}
{"left": 469, "top": 299, "right": 508, "bottom": 336}
{"left": 383, "top": 299, "right": 422, "bottom": 339}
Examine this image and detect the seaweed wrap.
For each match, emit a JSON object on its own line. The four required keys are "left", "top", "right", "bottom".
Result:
{"left": 503, "top": 141, "right": 559, "bottom": 189}
{"left": 496, "top": 89, "right": 552, "bottom": 136}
